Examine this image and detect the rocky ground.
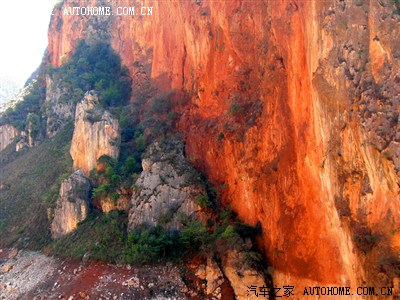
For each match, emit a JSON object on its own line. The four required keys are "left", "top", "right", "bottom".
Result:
{"left": 0, "top": 248, "right": 193, "bottom": 300}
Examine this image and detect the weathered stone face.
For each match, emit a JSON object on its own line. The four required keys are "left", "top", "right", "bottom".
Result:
{"left": 70, "top": 91, "right": 120, "bottom": 175}
{"left": 45, "top": 75, "right": 75, "bottom": 138}
{"left": 194, "top": 257, "right": 225, "bottom": 298}
{"left": 0, "top": 124, "right": 19, "bottom": 152}
{"left": 221, "top": 249, "right": 269, "bottom": 300}
{"left": 15, "top": 135, "right": 29, "bottom": 152}
{"left": 128, "top": 138, "right": 204, "bottom": 230}
{"left": 92, "top": 191, "right": 131, "bottom": 213}
{"left": 50, "top": 170, "right": 91, "bottom": 239}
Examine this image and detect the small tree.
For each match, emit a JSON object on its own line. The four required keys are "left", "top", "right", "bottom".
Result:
{"left": 26, "top": 112, "right": 41, "bottom": 141}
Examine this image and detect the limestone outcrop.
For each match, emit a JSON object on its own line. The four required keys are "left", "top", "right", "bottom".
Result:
{"left": 193, "top": 257, "right": 225, "bottom": 299}
{"left": 45, "top": 75, "right": 75, "bottom": 137}
{"left": 128, "top": 138, "right": 204, "bottom": 230}
{"left": 221, "top": 249, "right": 269, "bottom": 300}
{"left": 70, "top": 91, "right": 120, "bottom": 175}
{"left": 192, "top": 250, "right": 269, "bottom": 300}
{"left": 50, "top": 170, "right": 91, "bottom": 239}
{"left": 0, "top": 124, "right": 19, "bottom": 152}
{"left": 15, "top": 135, "right": 29, "bottom": 152}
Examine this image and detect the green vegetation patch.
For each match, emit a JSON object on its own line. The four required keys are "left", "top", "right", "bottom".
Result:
{"left": 0, "top": 78, "right": 46, "bottom": 131}
{"left": 0, "top": 124, "right": 74, "bottom": 249}
{"left": 48, "top": 40, "right": 132, "bottom": 107}
{"left": 49, "top": 211, "right": 128, "bottom": 263}
{"left": 47, "top": 190, "right": 262, "bottom": 267}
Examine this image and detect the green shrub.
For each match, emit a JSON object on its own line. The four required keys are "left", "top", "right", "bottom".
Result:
{"left": 48, "top": 188, "right": 264, "bottom": 267}
{"left": 50, "top": 211, "right": 127, "bottom": 263}
{"left": 179, "top": 221, "right": 211, "bottom": 253}
{"left": 123, "top": 225, "right": 177, "bottom": 264}
{"left": 0, "top": 79, "right": 46, "bottom": 132}
{"left": 353, "top": 229, "right": 379, "bottom": 254}
{"left": 134, "top": 134, "right": 146, "bottom": 153}
{"left": 220, "top": 225, "right": 239, "bottom": 241}
{"left": 92, "top": 184, "right": 111, "bottom": 199}
{"left": 0, "top": 124, "right": 73, "bottom": 249}
{"left": 195, "top": 194, "right": 212, "bottom": 209}
{"left": 104, "top": 165, "right": 116, "bottom": 182}
{"left": 89, "top": 168, "right": 98, "bottom": 181}
{"left": 111, "top": 174, "right": 122, "bottom": 184}
{"left": 90, "top": 148, "right": 144, "bottom": 202}
{"left": 124, "top": 157, "right": 136, "bottom": 174}
{"left": 50, "top": 40, "right": 132, "bottom": 107}
{"left": 219, "top": 204, "right": 237, "bottom": 224}
{"left": 111, "top": 192, "right": 120, "bottom": 201}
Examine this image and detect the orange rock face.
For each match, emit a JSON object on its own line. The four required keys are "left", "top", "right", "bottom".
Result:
{"left": 92, "top": 194, "right": 130, "bottom": 213}
{"left": 48, "top": 0, "right": 400, "bottom": 292}
{"left": 70, "top": 92, "right": 120, "bottom": 175}
{"left": 47, "top": 4, "right": 85, "bottom": 67}
{"left": 51, "top": 170, "right": 91, "bottom": 239}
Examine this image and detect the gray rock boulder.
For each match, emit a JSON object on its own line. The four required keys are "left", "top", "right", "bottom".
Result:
{"left": 128, "top": 138, "right": 205, "bottom": 230}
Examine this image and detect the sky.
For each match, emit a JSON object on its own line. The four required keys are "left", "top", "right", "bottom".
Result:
{"left": 0, "top": 0, "right": 56, "bottom": 84}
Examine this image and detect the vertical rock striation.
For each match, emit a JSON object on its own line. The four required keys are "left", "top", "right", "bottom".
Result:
{"left": 128, "top": 138, "right": 204, "bottom": 230}
{"left": 50, "top": 170, "right": 91, "bottom": 239}
{"left": 45, "top": 74, "right": 75, "bottom": 137}
{"left": 0, "top": 125, "right": 19, "bottom": 152}
{"left": 221, "top": 249, "right": 269, "bottom": 300}
{"left": 70, "top": 91, "right": 120, "bottom": 175}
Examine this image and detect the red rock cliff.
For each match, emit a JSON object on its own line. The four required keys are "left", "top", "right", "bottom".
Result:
{"left": 47, "top": 0, "right": 400, "bottom": 293}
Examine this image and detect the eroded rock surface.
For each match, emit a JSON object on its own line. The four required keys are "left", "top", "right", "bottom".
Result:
{"left": 0, "top": 124, "right": 19, "bottom": 152}
{"left": 51, "top": 170, "right": 91, "bottom": 239}
{"left": 70, "top": 91, "right": 120, "bottom": 175}
{"left": 194, "top": 257, "right": 225, "bottom": 298}
{"left": 15, "top": 134, "right": 29, "bottom": 152}
{"left": 45, "top": 75, "right": 75, "bottom": 137}
{"left": 221, "top": 249, "right": 269, "bottom": 300}
{"left": 93, "top": 188, "right": 131, "bottom": 213}
{"left": 128, "top": 138, "right": 204, "bottom": 230}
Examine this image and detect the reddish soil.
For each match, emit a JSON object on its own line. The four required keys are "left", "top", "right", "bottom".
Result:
{"left": 1, "top": 248, "right": 190, "bottom": 300}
